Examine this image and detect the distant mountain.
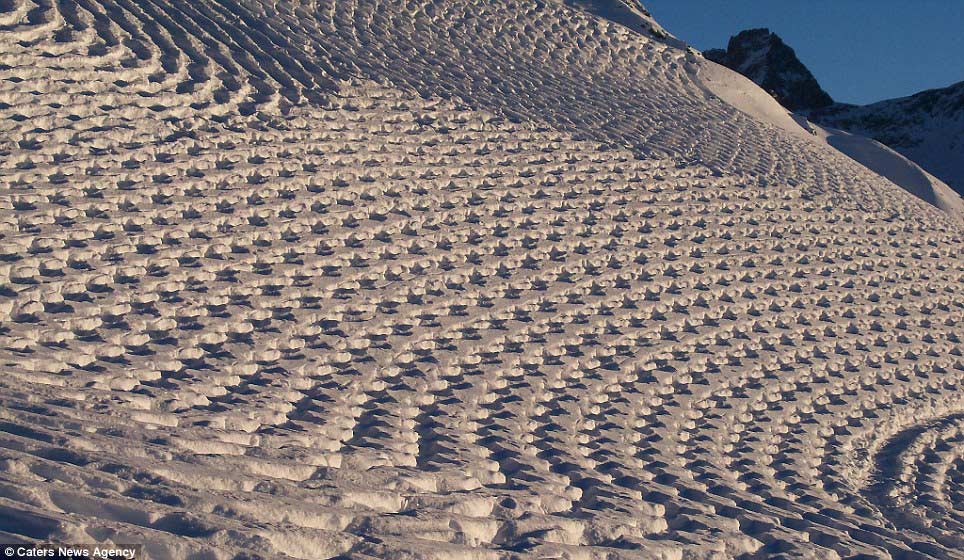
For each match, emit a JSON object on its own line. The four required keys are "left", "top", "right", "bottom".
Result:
{"left": 704, "top": 28, "right": 833, "bottom": 111}
{"left": 808, "top": 81, "right": 964, "bottom": 195}
{"left": 706, "top": 29, "right": 964, "bottom": 195}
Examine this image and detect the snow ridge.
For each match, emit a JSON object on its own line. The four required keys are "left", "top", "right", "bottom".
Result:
{"left": 811, "top": 81, "right": 964, "bottom": 195}
{"left": 706, "top": 28, "right": 964, "bottom": 197}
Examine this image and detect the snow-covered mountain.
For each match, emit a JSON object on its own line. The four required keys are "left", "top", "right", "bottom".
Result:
{"left": 810, "top": 81, "right": 964, "bottom": 195}
{"left": 706, "top": 28, "right": 964, "bottom": 196}
{"left": 0, "top": 1, "right": 962, "bottom": 559}
{"left": 704, "top": 28, "right": 833, "bottom": 111}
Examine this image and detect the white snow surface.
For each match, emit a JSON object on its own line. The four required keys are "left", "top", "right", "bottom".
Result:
{"left": 0, "top": 1, "right": 963, "bottom": 559}
{"left": 695, "top": 57, "right": 816, "bottom": 142}
{"left": 552, "top": 0, "right": 683, "bottom": 46}
{"left": 695, "top": 58, "right": 964, "bottom": 219}
{"left": 812, "top": 124, "right": 964, "bottom": 218}
{"left": 812, "top": 81, "right": 964, "bottom": 196}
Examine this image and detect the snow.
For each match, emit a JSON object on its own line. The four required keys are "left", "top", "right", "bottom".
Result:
{"left": 695, "top": 57, "right": 817, "bottom": 142}
{"left": 552, "top": 0, "right": 683, "bottom": 46}
{"left": 811, "top": 81, "right": 964, "bottom": 195}
{"left": 696, "top": 57, "right": 964, "bottom": 220}
{"left": 0, "top": 0, "right": 962, "bottom": 558}
{"left": 812, "top": 123, "right": 964, "bottom": 217}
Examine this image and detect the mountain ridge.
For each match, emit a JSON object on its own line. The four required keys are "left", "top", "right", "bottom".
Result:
{"left": 809, "top": 80, "right": 964, "bottom": 195}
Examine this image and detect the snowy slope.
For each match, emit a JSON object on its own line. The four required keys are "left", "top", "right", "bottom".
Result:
{"left": 705, "top": 28, "right": 964, "bottom": 198}
{"left": 552, "top": 0, "right": 682, "bottom": 46}
{"left": 811, "top": 81, "right": 964, "bottom": 195}
{"left": 700, "top": 28, "right": 964, "bottom": 216}
{"left": 694, "top": 59, "right": 964, "bottom": 218}
{"left": 812, "top": 123, "right": 964, "bottom": 217}
{"left": 0, "top": 1, "right": 963, "bottom": 559}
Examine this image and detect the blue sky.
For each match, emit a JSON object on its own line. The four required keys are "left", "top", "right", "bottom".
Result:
{"left": 642, "top": 1, "right": 964, "bottom": 105}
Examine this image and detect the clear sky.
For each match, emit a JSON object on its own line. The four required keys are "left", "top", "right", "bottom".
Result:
{"left": 642, "top": 1, "right": 964, "bottom": 105}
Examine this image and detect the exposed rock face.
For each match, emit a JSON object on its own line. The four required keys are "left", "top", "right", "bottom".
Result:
{"left": 706, "top": 28, "right": 834, "bottom": 111}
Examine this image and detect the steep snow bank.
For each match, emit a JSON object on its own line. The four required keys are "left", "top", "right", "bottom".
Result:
{"left": 811, "top": 81, "right": 964, "bottom": 195}
{"left": 694, "top": 58, "right": 964, "bottom": 220}
{"left": 704, "top": 27, "right": 964, "bottom": 197}
{"left": 695, "top": 57, "right": 816, "bottom": 142}
{"left": 812, "top": 124, "right": 964, "bottom": 217}
{"left": 552, "top": 0, "right": 683, "bottom": 46}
